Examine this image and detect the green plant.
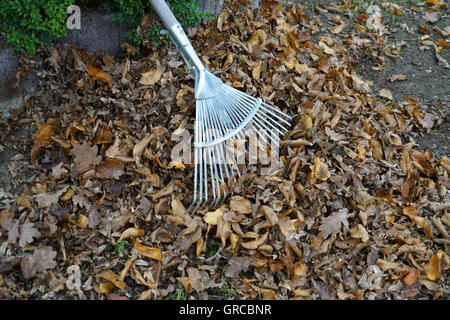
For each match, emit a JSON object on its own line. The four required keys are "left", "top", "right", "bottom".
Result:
{"left": 164, "top": 284, "right": 187, "bottom": 300}
{"left": 0, "top": 0, "right": 74, "bottom": 55}
{"left": 114, "top": 240, "right": 126, "bottom": 254}
{"left": 103, "top": 0, "right": 212, "bottom": 47}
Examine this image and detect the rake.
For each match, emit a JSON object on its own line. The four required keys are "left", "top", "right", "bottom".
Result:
{"left": 149, "top": 0, "right": 292, "bottom": 214}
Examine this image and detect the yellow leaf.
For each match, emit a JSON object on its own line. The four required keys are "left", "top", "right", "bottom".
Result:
{"left": 75, "top": 214, "right": 88, "bottom": 228}
{"left": 204, "top": 207, "right": 225, "bottom": 225}
{"left": 311, "top": 157, "right": 331, "bottom": 181}
{"left": 119, "top": 227, "right": 145, "bottom": 241}
{"left": 379, "top": 88, "right": 394, "bottom": 100}
{"left": 196, "top": 236, "right": 205, "bottom": 256}
{"left": 222, "top": 51, "right": 233, "bottom": 70}
{"left": 139, "top": 68, "right": 162, "bottom": 86}
{"left": 133, "top": 242, "right": 162, "bottom": 261}
{"left": 97, "top": 270, "right": 126, "bottom": 290}
{"left": 60, "top": 188, "right": 75, "bottom": 201}
{"left": 167, "top": 160, "right": 186, "bottom": 170}
{"left": 424, "top": 253, "right": 442, "bottom": 281}
{"left": 98, "top": 282, "right": 115, "bottom": 295}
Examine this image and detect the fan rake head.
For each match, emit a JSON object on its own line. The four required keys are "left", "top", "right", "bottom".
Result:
{"left": 186, "top": 85, "right": 292, "bottom": 215}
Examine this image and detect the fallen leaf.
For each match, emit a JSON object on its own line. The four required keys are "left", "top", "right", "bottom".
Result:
{"left": 389, "top": 74, "right": 407, "bottom": 82}
{"left": 403, "top": 268, "right": 422, "bottom": 285}
{"left": 18, "top": 223, "right": 41, "bottom": 248}
{"left": 319, "top": 208, "right": 349, "bottom": 239}
{"left": 418, "top": 24, "right": 430, "bottom": 34}
{"left": 204, "top": 207, "right": 225, "bottom": 225}
{"left": 187, "top": 267, "right": 205, "bottom": 292}
{"left": 139, "top": 69, "right": 162, "bottom": 85}
{"left": 260, "top": 205, "right": 278, "bottom": 226}
{"left": 311, "top": 157, "right": 331, "bottom": 182}
{"left": 21, "top": 246, "right": 57, "bottom": 279}
{"left": 379, "top": 88, "right": 394, "bottom": 100}
{"left": 96, "top": 159, "right": 125, "bottom": 179}
{"left": 97, "top": 270, "right": 126, "bottom": 290}
{"left": 30, "top": 118, "right": 59, "bottom": 161}
{"left": 424, "top": 253, "right": 442, "bottom": 281}
{"left": 133, "top": 242, "right": 162, "bottom": 261}
{"left": 422, "top": 10, "right": 439, "bottom": 23}
{"left": 86, "top": 61, "right": 113, "bottom": 86}
{"left": 119, "top": 227, "right": 145, "bottom": 241}
{"left": 35, "top": 186, "right": 68, "bottom": 208}
{"left": 230, "top": 196, "right": 252, "bottom": 214}
{"left": 240, "top": 232, "right": 269, "bottom": 250}
{"left": 71, "top": 141, "right": 102, "bottom": 174}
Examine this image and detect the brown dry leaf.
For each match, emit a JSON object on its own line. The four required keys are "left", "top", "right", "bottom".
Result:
{"left": 71, "top": 141, "right": 102, "bottom": 174}
{"left": 18, "top": 223, "right": 41, "bottom": 248}
{"left": 96, "top": 159, "right": 125, "bottom": 179}
{"left": 139, "top": 69, "right": 162, "bottom": 85}
{"left": 86, "top": 61, "right": 113, "bottom": 86}
{"left": 52, "top": 162, "right": 68, "bottom": 179}
{"left": 240, "top": 232, "right": 269, "bottom": 250}
{"left": 0, "top": 208, "right": 14, "bottom": 230}
{"left": 30, "top": 118, "right": 59, "bottom": 161}
{"left": 418, "top": 24, "right": 431, "bottom": 34}
{"left": 403, "top": 268, "right": 422, "bottom": 285}
{"left": 204, "top": 207, "right": 225, "bottom": 225}
{"left": 16, "top": 186, "right": 33, "bottom": 209}
{"left": 21, "top": 246, "right": 57, "bottom": 279}
{"left": 230, "top": 196, "right": 252, "bottom": 214}
{"left": 177, "top": 277, "right": 193, "bottom": 293}
{"left": 133, "top": 242, "right": 162, "bottom": 261}
{"left": 260, "top": 205, "right": 278, "bottom": 226}
{"left": 97, "top": 270, "right": 126, "bottom": 290}
{"left": 119, "top": 227, "right": 145, "bottom": 241}
{"left": 350, "top": 224, "right": 369, "bottom": 242}
{"left": 152, "top": 182, "right": 175, "bottom": 201}
{"left": 222, "top": 51, "right": 233, "bottom": 70}
{"left": 311, "top": 157, "right": 331, "bottom": 182}
{"left": 329, "top": 22, "right": 346, "bottom": 34}
{"left": 35, "top": 186, "right": 68, "bottom": 209}
{"left": 133, "top": 135, "right": 152, "bottom": 161}
{"left": 424, "top": 252, "right": 442, "bottom": 281}
{"left": 379, "top": 88, "right": 394, "bottom": 100}
{"left": 319, "top": 208, "right": 349, "bottom": 239}
{"left": 186, "top": 267, "right": 205, "bottom": 292}
{"left": 389, "top": 74, "right": 407, "bottom": 82}
{"left": 423, "top": 10, "right": 439, "bottom": 23}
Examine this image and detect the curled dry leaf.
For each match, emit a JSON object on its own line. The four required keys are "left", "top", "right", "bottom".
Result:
{"left": 424, "top": 252, "right": 443, "bottom": 281}
{"left": 204, "top": 207, "right": 225, "bottom": 225}
{"left": 230, "top": 196, "right": 252, "bottom": 214}
{"left": 119, "top": 227, "right": 145, "bottom": 241}
{"left": 97, "top": 270, "right": 126, "bottom": 290}
{"left": 133, "top": 242, "right": 162, "bottom": 261}
{"left": 30, "top": 118, "right": 59, "bottom": 161}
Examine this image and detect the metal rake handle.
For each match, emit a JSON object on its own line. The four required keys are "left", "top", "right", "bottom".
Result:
{"left": 149, "top": 0, "right": 205, "bottom": 76}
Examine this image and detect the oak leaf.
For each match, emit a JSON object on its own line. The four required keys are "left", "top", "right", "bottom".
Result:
{"left": 21, "top": 246, "right": 57, "bottom": 279}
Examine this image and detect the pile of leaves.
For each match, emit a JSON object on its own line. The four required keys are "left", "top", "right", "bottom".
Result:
{"left": 0, "top": 0, "right": 448, "bottom": 300}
